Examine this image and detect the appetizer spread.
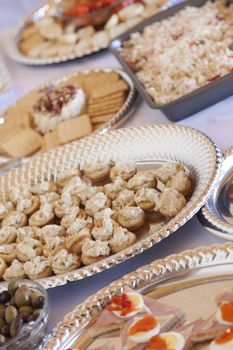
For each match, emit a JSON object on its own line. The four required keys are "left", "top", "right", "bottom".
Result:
{"left": 0, "top": 160, "right": 192, "bottom": 281}
{"left": 0, "top": 70, "right": 130, "bottom": 158}
{"left": 121, "top": 0, "right": 233, "bottom": 105}
{"left": 69, "top": 287, "right": 233, "bottom": 350}
{"left": 18, "top": 0, "right": 169, "bottom": 60}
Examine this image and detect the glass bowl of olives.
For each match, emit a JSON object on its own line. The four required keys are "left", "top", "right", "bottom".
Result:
{"left": 0, "top": 280, "right": 48, "bottom": 350}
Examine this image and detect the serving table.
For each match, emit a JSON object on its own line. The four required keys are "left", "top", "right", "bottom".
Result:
{"left": 0, "top": 1, "right": 233, "bottom": 331}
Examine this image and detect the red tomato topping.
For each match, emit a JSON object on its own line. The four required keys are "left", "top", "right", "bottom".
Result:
{"left": 147, "top": 335, "right": 168, "bottom": 350}
{"left": 216, "top": 14, "right": 225, "bottom": 20}
{"left": 216, "top": 328, "right": 233, "bottom": 344}
{"left": 107, "top": 293, "right": 136, "bottom": 316}
{"left": 220, "top": 301, "right": 233, "bottom": 323}
{"left": 64, "top": 0, "right": 117, "bottom": 16}
{"left": 128, "top": 315, "right": 158, "bottom": 336}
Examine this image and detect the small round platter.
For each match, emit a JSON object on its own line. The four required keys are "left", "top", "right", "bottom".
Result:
{"left": 0, "top": 67, "right": 137, "bottom": 160}
{"left": 7, "top": 0, "right": 174, "bottom": 66}
{"left": 43, "top": 242, "right": 233, "bottom": 349}
{"left": 198, "top": 147, "right": 233, "bottom": 240}
{"left": 0, "top": 124, "right": 221, "bottom": 290}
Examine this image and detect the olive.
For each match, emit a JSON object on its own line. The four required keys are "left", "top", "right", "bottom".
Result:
{"left": 15, "top": 285, "right": 30, "bottom": 299}
{"left": 0, "top": 291, "right": 11, "bottom": 304}
{"left": 8, "top": 281, "right": 19, "bottom": 296}
{"left": 0, "top": 334, "right": 7, "bottom": 345}
{"left": 19, "top": 306, "right": 33, "bottom": 314}
{"left": 10, "top": 317, "right": 23, "bottom": 338}
{"left": 32, "top": 309, "right": 42, "bottom": 320}
{"left": 10, "top": 296, "right": 16, "bottom": 306}
{"left": 5, "top": 306, "right": 18, "bottom": 325}
{"left": 18, "top": 312, "right": 30, "bottom": 323}
{"left": 15, "top": 291, "right": 31, "bottom": 308}
{"left": 229, "top": 43, "right": 233, "bottom": 51}
{"left": 31, "top": 291, "right": 43, "bottom": 305}
{"left": 0, "top": 319, "right": 6, "bottom": 329}
{"left": 32, "top": 296, "right": 45, "bottom": 309}
{"left": 1, "top": 325, "right": 10, "bottom": 338}
{"left": 27, "top": 315, "right": 34, "bottom": 323}
{"left": 0, "top": 305, "right": 6, "bottom": 319}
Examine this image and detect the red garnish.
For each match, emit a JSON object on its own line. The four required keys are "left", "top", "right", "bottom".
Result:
{"left": 216, "top": 14, "right": 225, "bottom": 21}
{"left": 220, "top": 301, "right": 233, "bottom": 323}
{"left": 216, "top": 328, "right": 233, "bottom": 344}
{"left": 64, "top": 0, "right": 120, "bottom": 17}
{"left": 207, "top": 74, "right": 220, "bottom": 82}
{"left": 147, "top": 335, "right": 168, "bottom": 350}
{"left": 128, "top": 315, "right": 158, "bottom": 336}
{"left": 171, "top": 33, "right": 182, "bottom": 40}
{"left": 107, "top": 293, "right": 136, "bottom": 316}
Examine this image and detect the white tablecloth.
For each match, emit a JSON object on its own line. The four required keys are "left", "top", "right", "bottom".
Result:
{"left": 0, "top": 0, "right": 232, "bottom": 333}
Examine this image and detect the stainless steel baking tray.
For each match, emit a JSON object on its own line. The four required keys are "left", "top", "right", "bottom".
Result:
{"left": 198, "top": 147, "right": 233, "bottom": 240}
{"left": 0, "top": 124, "right": 221, "bottom": 290}
{"left": 109, "top": 0, "right": 233, "bottom": 121}
{"left": 43, "top": 242, "right": 233, "bottom": 349}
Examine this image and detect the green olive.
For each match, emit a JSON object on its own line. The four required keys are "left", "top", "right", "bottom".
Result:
{"left": 5, "top": 306, "right": 18, "bottom": 325}
{"left": 0, "top": 305, "right": 6, "bottom": 320}
{"left": 10, "top": 317, "right": 23, "bottom": 338}
{"left": 8, "top": 281, "right": 19, "bottom": 296}
{"left": 0, "top": 334, "right": 7, "bottom": 345}
{"left": 19, "top": 306, "right": 33, "bottom": 314}
{"left": 15, "top": 291, "right": 31, "bottom": 308}
{"left": 32, "top": 309, "right": 42, "bottom": 320}
{"left": 10, "top": 296, "right": 16, "bottom": 306}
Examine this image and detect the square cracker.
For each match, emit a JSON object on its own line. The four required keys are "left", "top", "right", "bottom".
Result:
{"left": 42, "top": 130, "right": 60, "bottom": 152}
{"left": 88, "top": 97, "right": 125, "bottom": 112}
{"left": 93, "top": 122, "right": 107, "bottom": 131}
{"left": 91, "top": 114, "right": 114, "bottom": 124}
{"left": 89, "top": 80, "right": 128, "bottom": 99}
{"left": 89, "top": 91, "right": 125, "bottom": 104}
{"left": 57, "top": 115, "right": 92, "bottom": 145}
{"left": 0, "top": 127, "right": 43, "bottom": 158}
{"left": 89, "top": 105, "right": 122, "bottom": 117}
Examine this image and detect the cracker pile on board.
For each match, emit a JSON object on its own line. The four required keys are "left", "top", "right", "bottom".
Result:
{"left": 0, "top": 71, "right": 129, "bottom": 158}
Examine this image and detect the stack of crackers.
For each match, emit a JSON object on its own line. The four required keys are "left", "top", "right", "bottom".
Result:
{"left": 0, "top": 70, "right": 129, "bottom": 158}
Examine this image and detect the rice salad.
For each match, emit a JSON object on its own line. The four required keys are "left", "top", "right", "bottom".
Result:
{"left": 121, "top": 0, "right": 233, "bottom": 105}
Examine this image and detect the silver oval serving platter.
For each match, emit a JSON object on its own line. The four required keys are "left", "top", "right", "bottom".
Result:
{"left": 43, "top": 242, "right": 233, "bottom": 349}
{"left": 198, "top": 147, "right": 233, "bottom": 240}
{"left": 0, "top": 125, "right": 221, "bottom": 290}
{"left": 7, "top": 0, "right": 177, "bottom": 66}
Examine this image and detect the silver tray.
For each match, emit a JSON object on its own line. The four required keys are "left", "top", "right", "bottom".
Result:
{"left": 198, "top": 147, "right": 233, "bottom": 240}
{"left": 43, "top": 242, "right": 233, "bottom": 349}
{"left": 6, "top": 0, "right": 177, "bottom": 66}
{"left": 0, "top": 124, "right": 221, "bottom": 290}
{"left": 0, "top": 67, "right": 137, "bottom": 163}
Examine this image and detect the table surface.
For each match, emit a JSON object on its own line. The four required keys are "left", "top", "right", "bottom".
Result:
{"left": 0, "top": 0, "right": 232, "bottom": 336}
